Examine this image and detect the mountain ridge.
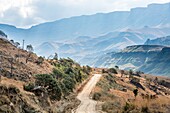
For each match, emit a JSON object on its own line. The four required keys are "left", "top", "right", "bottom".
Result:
{"left": 0, "top": 2, "right": 170, "bottom": 45}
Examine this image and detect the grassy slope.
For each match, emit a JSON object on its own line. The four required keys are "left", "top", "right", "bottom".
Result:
{"left": 92, "top": 69, "right": 170, "bottom": 113}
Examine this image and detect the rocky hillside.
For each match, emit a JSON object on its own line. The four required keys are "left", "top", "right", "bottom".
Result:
{"left": 139, "top": 47, "right": 170, "bottom": 76}
{"left": 0, "top": 36, "right": 92, "bottom": 113}
{"left": 94, "top": 45, "right": 164, "bottom": 69}
{"left": 94, "top": 45, "right": 170, "bottom": 76}
{"left": 0, "top": 38, "right": 53, "bottom": 81}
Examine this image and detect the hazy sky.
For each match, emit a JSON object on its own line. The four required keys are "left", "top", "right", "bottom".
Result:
{"left": 0, "top": 0, "right": 169, "bottom": 28}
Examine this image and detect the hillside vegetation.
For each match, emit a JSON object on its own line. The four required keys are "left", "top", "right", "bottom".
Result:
{"left": 0, "top": 37, "right": 92, "bottom": 113}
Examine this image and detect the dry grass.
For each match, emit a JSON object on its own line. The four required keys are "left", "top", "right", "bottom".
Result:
{"left": 0, "top": 38, "right": 53, "bottom": 81}
{"left": 92, "top": 72, "right": 170, "bottom": 113}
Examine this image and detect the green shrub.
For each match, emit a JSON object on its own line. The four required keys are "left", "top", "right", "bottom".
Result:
{"left": 129, "top": 69, "right": 133, "bottom": 76}
{"left": 52, "top": 68, "right": 64, "bottom": 79}
{"left": 93, "top": 92, "right": 101, "bottom": 100}
{"left": 133, "top": 89, "right": 138, "bottom": 98}
{"left": 35, "top": 56, "right": 44, "bottom": 65}
{"left": 123, "top": 102, "right": 135, "bottom": 112}
{"left": 141, "top": 106, "right": 150, "bottom": 113}
{"left": 24, "top": 83, "right": 34, "bottom": 91}
{"left": 102, "top": 101, "right": 121, "bottom": 112}
{"left": 108, "top": 68, "right": 118, "bottom": 74}
{"left": 62, "top": 76, "right": 75, "bottom": 92}
{"left": 58, "top": 82, "right": 69, "bottom": 96}
{"left": 35, "top": 74, "right": 62, "bottom": 100}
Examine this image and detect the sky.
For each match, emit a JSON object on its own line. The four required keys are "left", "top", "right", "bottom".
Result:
{"left": 0, "top": 0, "right": 169, "bottom": 28}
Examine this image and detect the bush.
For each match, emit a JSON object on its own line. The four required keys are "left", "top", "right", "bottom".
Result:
{"left": 52, "top": 68, "right": 64, "bottom": 79}
{"left": 102, "top": 101, "right": 121, "bottom": 112}
{"left": 129, "top": 69, "right": 133, "bottom": 76}
{"left": 133, "top": 89, "right": 138, "bottom": 98}
{"left": 141, "top": 106, "right": 150, "bottom": 113}
{"left": 123, "top": 102, "right": 135, "bottom": 112}
{"left": 63, "top": 76, "right": 76, "bottom": 92}
{"left": 24, "top": 83, "right": 34, "bottom": 91}
{"left": 58, "top": 82, "right": 69, "bottom": 96}
{"left": 35, "top": 74, "right": 62, "bottom": 100}
{"left": 93, "top": 92, "right": 101, "bottom": 100}
{"left": 108, "top": 68, "right": 118, "bottom": 74}
{"left": 35, "top": 56, "right": 44, "bottom": 65}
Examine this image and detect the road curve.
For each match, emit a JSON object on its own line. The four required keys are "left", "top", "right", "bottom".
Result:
{"left": 75, "top": 74, "right": 102, "bottom": 113}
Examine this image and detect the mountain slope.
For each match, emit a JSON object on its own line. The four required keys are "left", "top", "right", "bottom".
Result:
{"left": 139, "top": 47, "right": 170, "bottom": 76}
{"left": 94, "top": 45, "right": 164, "bottom": 68}
{"left": 94, "top": 44, "right": 170, "bottom": 76}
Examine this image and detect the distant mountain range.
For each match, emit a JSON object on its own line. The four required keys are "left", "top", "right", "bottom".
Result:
{"left": 0, "top": 2, "right": 170, "bottom": 45}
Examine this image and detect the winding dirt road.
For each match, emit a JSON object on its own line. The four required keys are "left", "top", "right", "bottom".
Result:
{"left": 75, "top": 74, "right": 102, "bottom": 113}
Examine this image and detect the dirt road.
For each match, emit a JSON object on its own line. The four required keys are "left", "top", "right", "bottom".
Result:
{"left": 75, "top": 74, "right": 102, "bottom": 113}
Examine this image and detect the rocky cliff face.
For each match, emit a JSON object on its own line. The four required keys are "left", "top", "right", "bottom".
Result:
{"left": 145, "top": 36, "right": 170, "bottom": 46}
{"left": 139, "top": 47, "right": 170, "bottom": 76}
{"left": 95, "top": 45, "right": 170, "bottom": 76}
{"left": 94, "top": 45, "right": 165, "bottom": 70}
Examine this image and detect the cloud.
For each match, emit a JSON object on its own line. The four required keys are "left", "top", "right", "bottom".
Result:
{"left": 0, "top": 0, "right": 169, "bottom": 28}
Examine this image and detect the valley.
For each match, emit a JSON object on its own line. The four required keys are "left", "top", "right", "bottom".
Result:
{"left": 0, "top": 36, "right": 170, "bottom": 113}
{"left": 0, "top": 1, "right": 170, "bottom": 113}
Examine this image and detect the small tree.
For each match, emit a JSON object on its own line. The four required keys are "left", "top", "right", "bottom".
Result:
{"left": 121, "top": 70, "right": 125, "bottom": 77}
{"left": 26, "top": 44, "right": 34, "bottom": 52}
{"left": 108, "top": 68, "right": 118, "bottom": 74}
{"left": 115, "top": 66, "right": 119, "bottom": 69}
{"left": 133, "top": 89, "right": 138, "bottom": 99}
{"left": 26, "top": 44, "right": 34, "bottom": 63}
{"left": 53, "top": 53, "right": 58, "bottom": 60}
{"left": 14, "top": 42, "right": 20, "bottom": 48}
{"left": 10, "top": 40, "right": 14, "bottom": 45}
{"left": 129, "top": 69, "right": 133, "bottom": 76}
{"left": 35, "top": 56, "right": 44, "bottom": 65}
